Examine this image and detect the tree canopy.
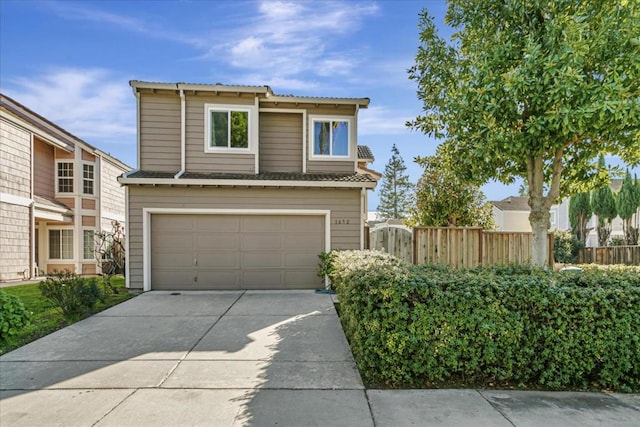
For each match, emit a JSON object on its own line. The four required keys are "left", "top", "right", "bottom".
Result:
{"left": 616, "top": 170, "right": 640, "bottom": 244}
{"left": 409, "top": 0, "right": 640, "bottom": 264}
{"left": 377, "top": 144, "right": 413, "bottom": 220}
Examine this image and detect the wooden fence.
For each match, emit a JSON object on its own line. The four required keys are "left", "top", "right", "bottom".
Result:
{"left": 368, "top": 225, "right": 554, "bottom": 268}
{"left": 578, "top": 246, "right": 640, "bottom": 265}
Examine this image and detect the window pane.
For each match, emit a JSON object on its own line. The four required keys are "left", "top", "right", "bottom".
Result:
{"left": 332, "top": 121, "right": 349, "bottom": 156}
{"left": 314, "top": 122, "right": 331, "bottom": 155}
{"left": 83, "top": 180, "right": 93, "bottom": 194}
{"left": 83, "top": 164, "right": 94, "bottom": 179}
{"left": 49, "top": 230, "right": 61, "bottom": 259}
{"left": 83, "top": 230, "right": 94, "bottom": 259}
{"left": 210, "top": 111, "right": 229, "bottom": 147}
{"left": 58, "top": 163, "right": 73, "bottom": 193}
{"left": 61, "top": 230, "right": 73, "bottom": 259}
{"left": 230, "top": 111, "right": 248, "bottom": 148}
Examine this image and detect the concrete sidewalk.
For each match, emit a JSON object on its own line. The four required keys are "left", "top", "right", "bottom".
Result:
{"left": 1, "top": 291, "right": 638, "bottom": 426}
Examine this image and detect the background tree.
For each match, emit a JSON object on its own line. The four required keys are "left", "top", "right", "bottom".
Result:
{"left": 408, "top": 1, "right": 640, "bottom": 265}
{"left": 616, "top": 170, "right": 640, "bottom": 244}
{"left": 410, "top": 151, "right": 494, "bottom": 228}
{"left": 377, "top": 144, "right": 413, "bottom": 220}
{"left": 591, "top": 163, "right": 618, "bottom": 246}
{"left": 569, "top": 192, "right": 592, "bottom": 246}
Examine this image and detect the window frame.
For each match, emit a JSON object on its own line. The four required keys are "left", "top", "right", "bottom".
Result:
{"left": 204, "top": 104, "right": 253, "bottom": 153}
{"left": 48, "top": 228, "right": 74, "bottom": 261}
{"left": 82, "top": 229, "right": 96, "bottom": 261}
{"left": 82, "top": 162, "right": 95, "bottom": 195}
{"left": 56, "top": 161, "right": 74, "bottom": 194}
{"left": 308, "top": 115, "right": 353, "bottom": 160}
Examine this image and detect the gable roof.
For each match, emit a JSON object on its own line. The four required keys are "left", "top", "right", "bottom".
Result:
{"left": 129, "top": 80, "right": 370, "bottom": 108}
{"left": 490, "top": 196, "right": 531, "bottom": 212}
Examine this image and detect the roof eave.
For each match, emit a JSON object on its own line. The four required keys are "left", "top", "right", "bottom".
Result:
{"left": 265, "top": 95, "right": 370, "bottom": 108}
{"left": 118, "top": 177, "right": 376, "bottom": 189}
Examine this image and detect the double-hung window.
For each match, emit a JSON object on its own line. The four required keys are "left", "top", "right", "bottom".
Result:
{"left": 49, "top": 229, "right": 73, "bottom": 260}
{"left": 205, "top": 105, "right": 250, "bottom": 151}
{"left": 83, "top": 163, "right": 94, "bottom": 195}
{"left": 311, "top": 117, "right": 351, "bottom": 158}
{"left": 83, "top": 230, "right": 95, "bottom": 260}
{"left": 57, "top": 162, "right": 74, "bottom": 193}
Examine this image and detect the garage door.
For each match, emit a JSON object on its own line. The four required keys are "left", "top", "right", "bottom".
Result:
{"left": 151, "top": 214, "right": 325, "bottom": 290}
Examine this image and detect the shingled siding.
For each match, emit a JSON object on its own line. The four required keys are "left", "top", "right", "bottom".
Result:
{"left": 127, "top": 186, "right": 361, "bottom": 289}
{"left": 0, "top": 119, "right": 32, "bottom": 281}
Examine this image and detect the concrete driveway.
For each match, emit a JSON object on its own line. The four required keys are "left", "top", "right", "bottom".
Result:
{"left": 1, "top": 291, "right": 639, "bottom": 426}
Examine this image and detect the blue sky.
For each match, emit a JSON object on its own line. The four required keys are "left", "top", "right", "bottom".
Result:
{"left": 0, "top": 0, "right": 634, "bottom": 211}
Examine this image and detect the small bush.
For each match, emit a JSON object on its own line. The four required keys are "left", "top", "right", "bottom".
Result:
{"left": 553, "top": 230, "right": 582, "bottom": 263}
{"left": 331, "top": 251, "right": 640, "bottom": 392}
{"left": 39, "top": 271, "right": 104, "bottom": 319}
{"left": 0, "top": 290, "right": 31, "bottom": 341}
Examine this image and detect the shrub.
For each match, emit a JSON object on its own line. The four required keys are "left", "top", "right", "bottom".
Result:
{"left": 331, "top": 251, "right": 640, "bottom": 392}
{"left": 39, "top": 271, "right": 104, "bottom": 319}
{"left": 553, "top": 230, "right": 583, "bottom": 263}
{"left": 0, "top": 290, "right": 31, "bottom": 341}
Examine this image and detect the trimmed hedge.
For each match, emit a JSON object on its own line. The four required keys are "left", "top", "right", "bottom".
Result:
{"left": 330, "top": 250, "right": 640, "bottom": 392}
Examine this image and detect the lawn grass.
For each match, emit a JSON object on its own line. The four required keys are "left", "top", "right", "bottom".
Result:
{"left": 0, "top": 276, "right": 133, "bottom": 355}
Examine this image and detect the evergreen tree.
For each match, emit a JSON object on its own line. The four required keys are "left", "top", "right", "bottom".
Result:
{"left": 591, "top": 157, "right": 617, "bottom": 246}
{"left": 569, "top": 192, "right": 592, "bottom": 246}
{"left": 616, "top": 170, "right": 640, "bottom": 245}
{"left": 377, "top": 144, "right": 413, "bottom": 220}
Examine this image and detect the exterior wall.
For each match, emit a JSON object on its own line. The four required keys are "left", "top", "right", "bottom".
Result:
{"left": 127, "top": 186, "right": 362, "bottom": 289}
{"left": 258, "top": 112, "right": 302, "bottom": 173}
{"left": 305, "top": 104, "right": 356, "bottom": 174}
{"left": 185, "top": 92, "right": 256, "bottom": 173}
{"left": 497, "top": 211, "right": 532, "bottom": 232}
{"left": 0, "top": 118, "right": 32, "bottom": 281}
{"left": 34, "top": 137, "right": 55, "bottom": 199}
{"left": 100, "top": 157, "right": 126, "bottom": 230}
{"left": 139, "top": 93, "right": 181, "bottom": 172}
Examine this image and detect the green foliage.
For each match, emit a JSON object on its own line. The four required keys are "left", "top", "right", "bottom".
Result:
{"left": 592, "top": 158, "right": 618, "bottom": 246}
{"left": 616, "top": 170, "right": 640, "bottom": 244}
{"left": 408, "top": 1, "right": 640, "bottom": 264}
{"left": 410, "top": 151, "right": 495, "bottom": 228}
{"left": 553, "top": 230, "right": 582, "bottom": 264}
{"left": 569, "top": 192, "right": 592, "bottom": 245}
{"left": 317, "top": 251, "right": 339, "bottom": 289}
{"left": 332, "top": 251, "right": 640, "bottom": 391}
{"left": 0, "top": 290, "right": 31, "bottom": 340}
{"left": 39, "top": 271, "right": 104, "bottom": 319}
{"left": 377, "top": 145, "right": 413, "bottom": 220}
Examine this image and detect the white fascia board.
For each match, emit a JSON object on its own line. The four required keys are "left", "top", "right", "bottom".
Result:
{"left": 118, "top": 177, "right": 376, "bottom": 189}
{"left": 1, "top": 192, "right": 33, "bottom": 207}
{"left": 266, "top": 95, "right": 370, "bottom": 108}
{"left": 0, "top": 110, "right": 74, "bottom": 152}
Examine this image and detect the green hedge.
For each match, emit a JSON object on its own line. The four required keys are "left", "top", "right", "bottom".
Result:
{"left": 330, "top": 250, "right": 640, "bottom": 392}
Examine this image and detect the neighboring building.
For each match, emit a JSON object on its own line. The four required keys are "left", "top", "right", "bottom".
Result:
{"left": 491, "top": 180, "right": 639, "bottom": 246}
{"left": 119, "top": 81, "right": 378, "bottom": 291}
{"left": 0, "top": 94, "right": 130, "bottom": 281}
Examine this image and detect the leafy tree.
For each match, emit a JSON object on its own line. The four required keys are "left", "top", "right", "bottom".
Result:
{"left": 408, "top": 1, "right": 640, "bottom": 265}
{"left": 410, "top": 151, "right": 494, "bottom": 228}
{"left": 94, "top": 220, "right": 126, "bottom": 294}
{"left": 377, "top": 144, "right": 413, "bottom": 220}
{"left": 518, "top": 181, "right": 529, "bottom": 197}
{"left": 591, "top": 157, "right": 618, "bottom": 246}
{"left": 616, "top": 170, "right": 640, "bottom": 244}
{"left": 569, "top": 192, "right": 592, "bottom": 246}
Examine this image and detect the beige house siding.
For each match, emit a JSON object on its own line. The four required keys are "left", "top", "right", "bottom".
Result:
{"left": 127, "top": 186, "right": 361, "bottom": 289}
{"left": 34, "top": 137, "right": 55, "bottom": 199}
{"left": 259, "top": 112, "right": 302, "bottom": 173}
{"left": 497, "top": 211, "right": 532, "bottom": 232}
{"left": 0, "top": 204, "right": 31, "bottom": 281}
{"left": 139, "top": 93, "right": 181, "bottom": 172}
{"left": 306, "top": 161, "right": 355, "bottom": 173}
{"left": 100, "top": 157, "right": 126, "bottom": 230}
{"left": 1, "top": 119, "right": 31, "bottom": 199}
{"left": 185, "top": 93, "right": 256, "bottom": 173}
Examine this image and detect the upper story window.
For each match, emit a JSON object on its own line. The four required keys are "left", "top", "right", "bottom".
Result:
{"left": 310, "top": 117, "right": 352, "bottom": 159}
{"left": 57, "top": 162, "right": 74, "bottom": 193}
{"left": 205, "top": 105, "right": 250, "bottom": 152}
{"left": 83, "top": 163, "right": 95, "bottom": 195}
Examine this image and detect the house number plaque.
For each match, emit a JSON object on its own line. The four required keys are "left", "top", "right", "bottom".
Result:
{"left": 333, "top": 219, "right": 350, "bottom": 224}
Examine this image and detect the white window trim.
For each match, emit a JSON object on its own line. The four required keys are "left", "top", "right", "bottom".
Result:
{"left": 308, "top": 115, "right": 354, "bottom": 161}
{"left": 48, "top": 227, "right": 74, "bottom": 261}
{"left": 56, "top": 160, "right": 74, "bottom": 195}
{"left": 82, "top": 161, "right": 95, "bottom": 196}
{"left": 549, "top": 210, "right": 557, "bottom": 226}
{"left": 82, "top": 229, "right": 96, "bottom": 261}
{"left": 203, "top": 103, "right": 256, "bottom": 154}
{"left": 142, "top": 208, "right": 331, "bottom": 292}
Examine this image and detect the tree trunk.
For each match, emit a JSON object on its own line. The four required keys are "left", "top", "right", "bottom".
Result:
{"left": 529, "top": 207, "right": 550, "bottom": 266}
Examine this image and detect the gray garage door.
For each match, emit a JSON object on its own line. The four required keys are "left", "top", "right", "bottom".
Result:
{"left": 151, "top": 214, "right": 325, "bottom": 290}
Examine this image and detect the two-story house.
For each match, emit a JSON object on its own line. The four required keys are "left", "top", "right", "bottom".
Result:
{"left": 118, "top": 81, "right": 377, "bottom": 291}
{"left": 0, "top": 94, "right": 130, "bottom": 281}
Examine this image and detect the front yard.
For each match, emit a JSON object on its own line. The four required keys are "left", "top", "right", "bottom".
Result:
{"left": 0, "top": 276, "right": 133, "bottom": 355}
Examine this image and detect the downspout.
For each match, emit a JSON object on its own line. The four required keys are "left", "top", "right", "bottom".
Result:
{"left": 30, "top": 133, "right": 35, "bottom": 278}
{"left": 360, "top": 188, "right": 366, "bottom": 250}
{"left": 133, "top": 89, "right": 141, "bottom": 170}
{"left": 174, "top": 87, "right": 186, "bottom": 179}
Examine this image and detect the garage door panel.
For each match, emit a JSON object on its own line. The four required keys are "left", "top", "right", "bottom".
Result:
{"left": 284, "top": 233, "right": 325, "bottom": 250}
{"left": 243, "top": 252, "right": 283, "bottom": 268}
{"left": 196, "top": 270, "right": 241, "bottom": 289}
{"left": 284, "top": 216, "right": 324, "bottom": 232}
{"left": 153, "top": 233, "right": 194, "bottom": 250}
{"left": 153, "top": 215, "right": 193, "bottom": 231}
{"left": 196, "top": 216, "right": 240, "bottom": 232}
{"left": 152, "top": 270, "right": 195, "bottom": 289}
{"left": 242, "top": 271, "right": 283, "bottom": 289}
{"left": 242, "top": 234, "right": 282, "bottom": 250}
{"left": 197, "top": 252, "right": 241, "bottom": 268}
{"left": 284, "top": 252, "right": 318, "bottom": 267}
{"left": 196, "top": 234, "right": 240, "bottom": 250}
{"left": 285, "top": 271, "right": 320, "bottom": 288}
{"left": 242, "top": 216, "right": 281, "bottom": 232}
{"left": 154, "top": 252, "right": 195, "bottom": 267}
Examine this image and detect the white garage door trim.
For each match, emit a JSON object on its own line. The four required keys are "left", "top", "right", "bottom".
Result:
{"left": 142, "top": 208, "right": 331, "bottom": 291}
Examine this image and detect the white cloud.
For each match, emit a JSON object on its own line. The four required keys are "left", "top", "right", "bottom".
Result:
{"left": 4, "top": 68, "right": 135, "bottom": 143}
{"left": 358, "top": 106, "right": 414, "bottom": 135}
